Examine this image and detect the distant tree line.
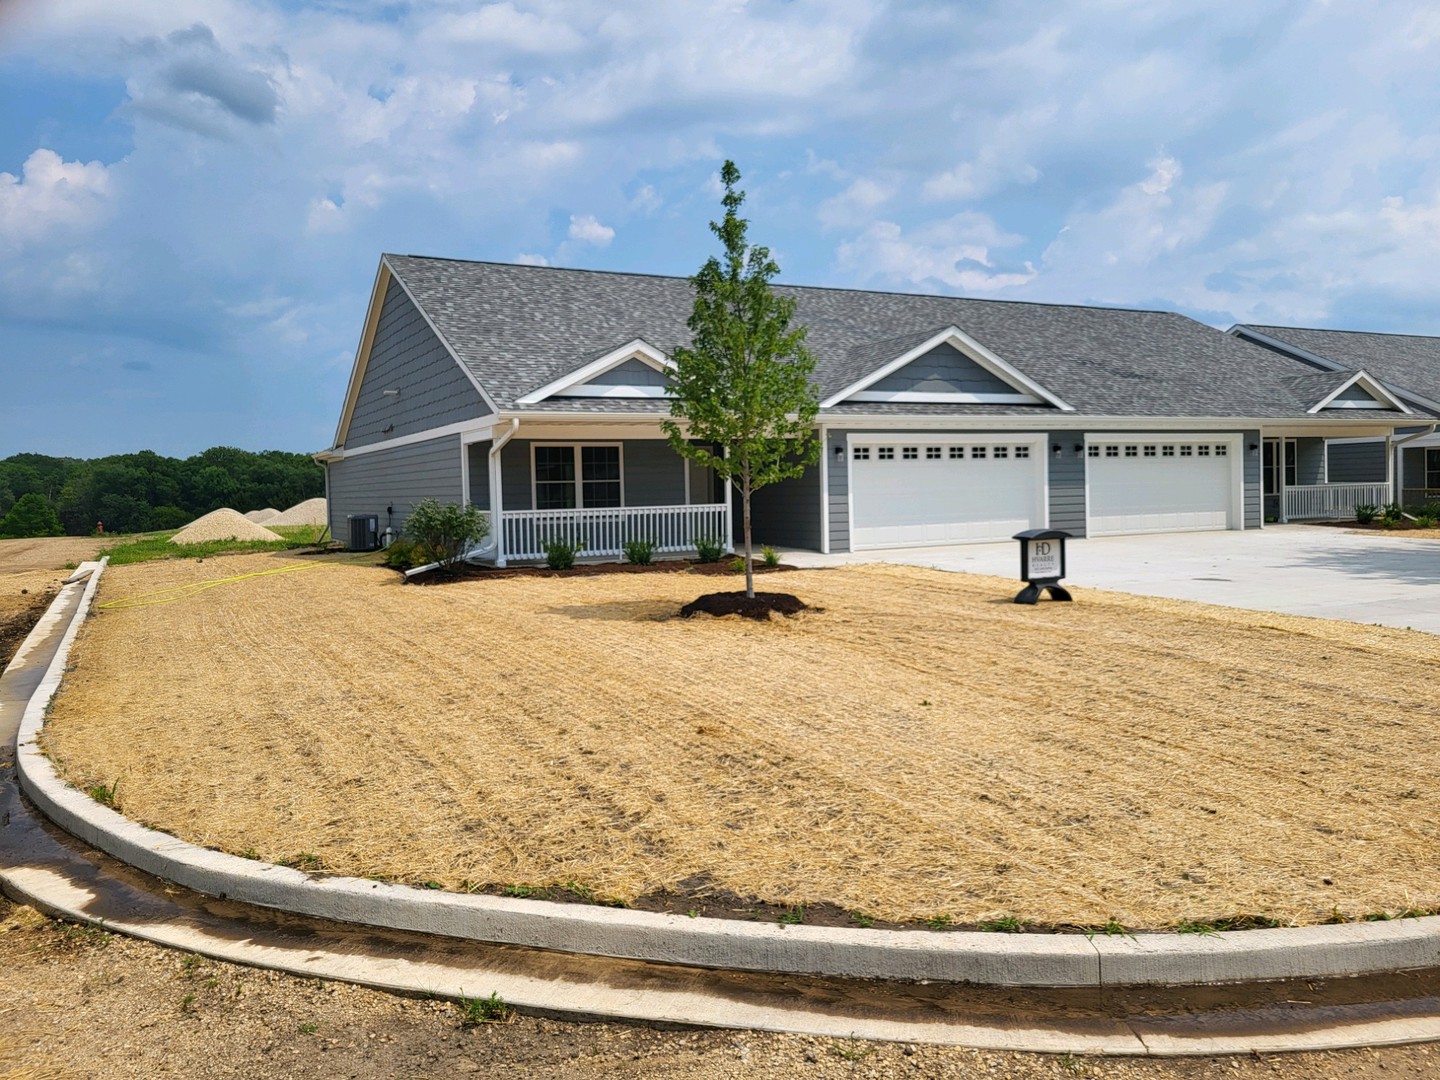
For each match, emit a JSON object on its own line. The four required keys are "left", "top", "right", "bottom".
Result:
{"left": 0, "top": 447, "right": 325, "bottom": 538}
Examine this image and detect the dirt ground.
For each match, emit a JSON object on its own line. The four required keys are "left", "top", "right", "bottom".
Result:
{"left": 40, "top": 552, "right": 1440, "bottom": 930}
{"left": 0, "top": 569, "right": 70, "bottom": 673}
{"left": 0, "top": 537, "right": 104, "bottom": 576}
{"left": 2, "top": 897, "right": 1437, "bottom": 1080}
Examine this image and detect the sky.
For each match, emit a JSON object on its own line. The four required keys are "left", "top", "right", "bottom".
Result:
{"left": 2, "top": 0, "right": 1439, "bottom": 458}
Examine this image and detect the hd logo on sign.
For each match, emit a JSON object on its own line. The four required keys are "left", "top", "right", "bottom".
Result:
{"left": 1012, "top": 529, "right": 1073, "bottom": 605}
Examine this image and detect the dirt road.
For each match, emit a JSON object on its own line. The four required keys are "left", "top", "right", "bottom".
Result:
{"left": 0, "top": 536, "right": 104, "bottom": 575}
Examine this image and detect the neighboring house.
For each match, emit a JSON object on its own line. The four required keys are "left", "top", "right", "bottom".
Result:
{"left": 1230, "top": 326, "right": 1440, "bottom": 510}
{"left": 316, "top": 256, "right": 1432, "bottom": 563}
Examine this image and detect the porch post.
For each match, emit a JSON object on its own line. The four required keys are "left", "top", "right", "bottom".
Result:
{"left": 488, "top": 419, "right": 519, "bottom": 568}
{"left": 1386, "top": 433, "right": 1395, "bottom": 505}
{"left": 723, "top": 445, "right": 735, "bottom": 554}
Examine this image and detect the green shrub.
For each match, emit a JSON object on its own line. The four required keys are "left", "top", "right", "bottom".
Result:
{"left": 1414, "top": 514, "right": 1437, "bottom": 529}
{"left": 0, "top": 493, "right": 62, "bottom": 538}
{"left": 693, "top": 537, "right": 725, "bottom": 563}
{"left": 542, "top": 538, "right": 582, "bottom": 570}
{"left": 1380, "top": 501, "right": 1404, "bottom": 526}
{"left": 382, "top": 538, "right": 424, "bottom": 571}
{"left": 761, "top": 544, "right": 780, "bottom": 568}
{"left": 404, "top": 499, "right": 490, "bottom": 568}
{"left": 1354, "top": 503, "right": 1378, "bottom": 524}
{"left": 622, "top": 539, "right": 655, "bottom": 565}
{"left": 1424, "top": 501, "right": 1440, "bottom": 519}
{"left": 729, "top": 556, "right": 745, "bottom": 573}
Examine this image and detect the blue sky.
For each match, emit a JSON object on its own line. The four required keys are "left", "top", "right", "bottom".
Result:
{"left": 3, "top": 0, "right": 1439, "bottom": 458}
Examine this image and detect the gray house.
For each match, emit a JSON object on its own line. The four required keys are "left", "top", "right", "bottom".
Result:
{"left": 316, "top": 256, "right": 1430, "bottom": 563}
{"left": 1230, "top": 325, "right": 1440, "bottom": 510}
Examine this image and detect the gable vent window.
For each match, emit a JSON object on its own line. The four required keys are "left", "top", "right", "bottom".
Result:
{"left": 994, "top": 446, "right": 1009, "bottom": 459}
{"left": 853, "top": 446, "right": 870, "bottom": 461}
{"left": 902, "top": 446, "right": 919, "bottom": 460}
{"left": 1015, "top": 446, "right": 1031, "bottom": 459}
{"left": 1143, "top": 445, "right": 1157, "bottom": 457}
{"left": 1087, "top": 445, "right": 1100, "bottom": 458}
{"left": 1124, "top": 445, "right": 1138, "bottom": 457}
{"left": 949, "top": 446, "right": 965, "bottom": 459}
{"left": 1215, "top": 444, "right": 1228, "bottom": 457}
{"left": 878, "top": 447, "right": 895, "bottom": 460}
{"left": 926, "top": 446, "right": 942, "bottom": 460}
{"left": 971, "top": 446, "right": 987, "bottom": 459}
{"left": 1162, "top": 445, "right": 1175, "bottom": 457}
{"left": 1105, "top": 445, "right": 1120, "bottom": 458}
{"left": 1180, "top": 445, "right": 1193, "bottom": 457}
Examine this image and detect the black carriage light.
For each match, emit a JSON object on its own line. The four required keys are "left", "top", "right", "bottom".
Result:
{"left": 1051, "top": 444, "right": 1062, "bottom": 457}
{"left": 1073, "top": 443, "right": 1083, "bottom": 456}
{"left": 834, "top": 444, "right": 844, "bottom": 460}
{"left": 1012, "top": 529, "right": 1074, "bottom": 605}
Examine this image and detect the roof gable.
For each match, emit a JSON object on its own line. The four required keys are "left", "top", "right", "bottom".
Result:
{"left": 515, "top": 338, "right": 673, "bottom": 404}
{"left": 819, "top": 326, "right": 1073, "bottom": 410}
{"left": 1305, "top": 370, "right": 1410, "bottom": 414}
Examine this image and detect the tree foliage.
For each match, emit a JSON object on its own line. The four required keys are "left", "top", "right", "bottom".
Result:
{"left": 403, "top": 498, "right": 491, "bottom": 569}
{"left": 662, "top": 160, "right": 820, "bottom": 597}
{"left": 0, "top": 492, "right": 64, "bottom": 538}
{"left": 0, "top": 447, "right": 324, "bottom": 536}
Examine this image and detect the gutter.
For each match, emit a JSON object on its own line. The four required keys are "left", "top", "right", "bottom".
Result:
{"left": 402, "top": 418, "right": 519, "bottom": 579}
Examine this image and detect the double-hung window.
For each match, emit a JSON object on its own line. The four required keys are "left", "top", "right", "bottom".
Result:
{"left": 533, "top": 445, "right": 622, "bottom": 509}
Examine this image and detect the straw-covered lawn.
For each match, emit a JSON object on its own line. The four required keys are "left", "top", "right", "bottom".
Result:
{"left": 42, "top": 552, "right": 1440, "bottom": 929}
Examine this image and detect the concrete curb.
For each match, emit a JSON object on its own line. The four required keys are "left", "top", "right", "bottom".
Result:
{"left": 15, "top": 560, "right": 1440, "bottom": 988}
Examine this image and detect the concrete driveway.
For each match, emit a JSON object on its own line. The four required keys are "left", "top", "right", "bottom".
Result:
{"left": 786, "top": 526, "right": 1440, "bottom": 634}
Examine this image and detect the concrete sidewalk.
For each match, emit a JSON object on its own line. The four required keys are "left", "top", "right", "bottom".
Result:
{"left": 786, "top": 526, "right": 1440, "bottom": 634}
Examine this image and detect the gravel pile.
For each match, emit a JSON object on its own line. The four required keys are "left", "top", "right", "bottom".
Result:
{"left": 170, "top": 509, "right": 283, "bottom": 545}
{"left": 269, "top": 498, "right": 327, "bottom": 526}
{"left": 244, "top": 508, "right": 281, "bottom": 524}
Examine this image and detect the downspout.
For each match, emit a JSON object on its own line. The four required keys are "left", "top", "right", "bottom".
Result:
{"left": 404, "top": 419, "right": 519, "bottom": 579}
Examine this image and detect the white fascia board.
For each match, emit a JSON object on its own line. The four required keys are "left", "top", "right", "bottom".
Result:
{"left": 515, "top": 339, "right": 673, "bottom": 405}
{"left": 819, "top": 326, "right": 1073, "bottom": 411}
{"left": 333, "top": 260, "right": 392, "bottom": 448}
{"left": 326, "top": 416, "right": 499, "bottom": 460}
{"left": 552, "top": 384, "right": 670, "bottom": 399}
{"left": 1307, "top": 370, "right": 1412, "bottom": 415}
{"left": 381, "top": 256, "right": 502, "bottom": 420}
{"left": 847, "top": 390, "right": 1042, "bottom": 404}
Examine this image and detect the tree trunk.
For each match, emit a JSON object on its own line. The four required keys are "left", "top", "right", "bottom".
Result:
{"left": 741, "top": 466, "right": 754, "bottom": 599}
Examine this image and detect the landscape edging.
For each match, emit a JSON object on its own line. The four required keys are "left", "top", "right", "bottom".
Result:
{"left": 15, "top": 561, "right": 1440, "bottom": 988}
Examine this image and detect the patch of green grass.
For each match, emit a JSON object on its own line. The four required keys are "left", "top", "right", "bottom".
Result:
{"left": 978, "top": 915, "right": 1026, "bottom": 933}
{"left": 280, "top": 853, "right": 324, "bottom": 872}
{"left": 269, "top": 524, "right": 326, "bottom": 544}
{"left": 777, "top": 904, "right": 806, "bottom": 926}
{"left": 1177, "top": 915, "right": 1286, "bottom": 935}
{"left": 849, "top": 911, "right": 874, "bottom": 929}
{"left": 1083, "top": 917, "right": 1134, "bottom": 941}
{"left": 925, "top": 913, "right": 953, "bottom": 930}
{"left": 502, "top": 884, "right": 546, "bottom": 899}
{"left": 457, "top": 991, "right": 513, "bottom": 1027}
{"left": 87, "top": 779, "right": 120, "bottom": 810}
{"left": 828, "top": 1039, "right": 875, "bottom": 1061}
{"left": 179, "top": 992, "right": 197, "bottom": 1014}
{"left": 298, "top": 1022, "right": 319, "bottom": 1035}
{"left": 1175, "top": 919, "right": 1221, "bottom": 936}
{"left": 99, "top": 530, "right": 319, "bottom": 566}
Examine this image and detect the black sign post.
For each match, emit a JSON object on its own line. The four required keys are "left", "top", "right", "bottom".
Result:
{"left": 1012, "top": 529, "right": 1073, "bottom": 605}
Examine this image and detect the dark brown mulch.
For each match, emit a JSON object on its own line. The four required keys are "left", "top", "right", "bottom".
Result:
{"left": 679, "top": 590, "right": 811, "bottom": 620}
{"left": 0, "top": 589, "right": 56, "bottom": 672}
{"left": 405, "top": 559, "right": 798, "bottom": 584}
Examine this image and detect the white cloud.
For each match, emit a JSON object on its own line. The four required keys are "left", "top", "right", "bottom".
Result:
{"left": 817, "top": 176, "right": 894, "bottom": 229}
{"left": 836, "top": 214, "right": 1036, "bottom": 294}
{"left": 630, "top": 184, "right": 661, "bottom": 213}
{"left": 515, "top": 252, "right": 550, "bottom": 266}
{"left": 567, "top": 213, "right": 614, "bottom": 246}
{"left": 0, "top": 148, "right": 112, "bottom": 247}
{"left": 426, "top": 3, "right": 584, "bottom": 54}
{"left": 305, "top": 197, "right": 346, "bottom": 234}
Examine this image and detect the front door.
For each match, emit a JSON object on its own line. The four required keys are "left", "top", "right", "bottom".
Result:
{"left": 1262, "top": 439, "right": 1296, "bottom": 522}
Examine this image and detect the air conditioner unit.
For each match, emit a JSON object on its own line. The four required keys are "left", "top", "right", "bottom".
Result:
{"left": 347, "top": 513, "right": 379, "bottom": 552}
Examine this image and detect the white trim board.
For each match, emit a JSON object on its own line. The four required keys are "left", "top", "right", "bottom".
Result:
{"left": 322, "top": 417, "right": 499, "bottom": 460}
{"left": 820, "top": 327, "right": 1073, "bottom": 412}
{"left": 1307, "top": 370, "right": 1411, "bottom": 414}
{"left": 516, "top": 339, "right": 674, "bottom": 405}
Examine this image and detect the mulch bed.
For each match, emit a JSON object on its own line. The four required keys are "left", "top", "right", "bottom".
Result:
{"left": 680, "top": 590, "right": 811, "bottom": 620}
{"left": 407, "top": 559, "right": 799, "bottom": 584}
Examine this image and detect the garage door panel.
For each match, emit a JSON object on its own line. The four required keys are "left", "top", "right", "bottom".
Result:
{"left": 850, "top": 442, "right": 1043, "bottom": 549}
{"left": 1087, "top": 441, "right": 1234, "bottom": 537}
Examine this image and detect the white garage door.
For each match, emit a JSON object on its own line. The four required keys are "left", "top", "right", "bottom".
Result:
{"left": 1087, "top": 439, "right": 1236, "bottom": 536}
{"left": 850, "top": 439, "right": 1046, "bottom": 549}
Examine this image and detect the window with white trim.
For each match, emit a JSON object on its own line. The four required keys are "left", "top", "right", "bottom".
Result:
{"left": 1124, "top": 445, "right": 1138, "bottom": 457}
{"left": 1215, "top": 444, "right": 1228, "bottom": 457}
{"left": 1162, "top": 445, "right": 1175, "bottom": 457}
{"left": 926, "top": 446, "right": 942, "bottom": 460}
{"left": 853, "top": 446, "right": 870, "bottom": 460}
{"left": 878, "top": 447, "right": 895, "bottom": 460}
{"left": 1180, "top": 445, "right": 1193, "bottom": 457}
{"left": 994, "top": 446, "right": 1009, "bottom": 459}
{"left": 902, "top": 446, "right": 919, "bottom": 460}
{"left": 971, "top": 446, "right": 987, "bottom": 459}
{"left": 1015, "top": 445, "right": 1030, "bottom": 458}
{"left": 1105, "top": 445, "right": 1120, "bottom": 457}
{"left": 949, "top": 446, "right": 965, "bottom": 459}
{"left": 1087, "top": 445, "right": 1100, "bottom": 458}
{"left": 534, "top": 444, "right": 622, "bottom": 509}
{"left": 1143, "top": 445, "right": 1157, "bottom": 457}
{"left": 1198, "top": 444, "right": 1210, "bottom": 456}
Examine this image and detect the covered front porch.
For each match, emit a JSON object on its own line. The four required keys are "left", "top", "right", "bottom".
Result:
{"left": 1262, "top": 431, "right": 1393, "bottom": 523}
{"left": 463, "top": 422, "right": 732, "bottom": 565}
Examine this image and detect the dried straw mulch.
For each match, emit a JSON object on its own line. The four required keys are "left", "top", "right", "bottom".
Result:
{"left": 41, "top": 553, "right": 1440, "bottom": 929}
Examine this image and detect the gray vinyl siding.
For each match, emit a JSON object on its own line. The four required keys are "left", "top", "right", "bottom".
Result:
{"left": 498, "top": 439, "right": 687, "bottom": 511}
{"left": 1047, "top": 432, "right": 1086, "bottom": 536}
{"left": 466, "top": 442, "right": 492, "bottom": 510}
{"left": 345, "top": 279, "right": 486, "bottom": 449}
{"left": 588, "top": 359, "right": 669, "bottom": 387}
{"left": 1326, "top": 440, "right": 1386, "bottom": 483}
{"left": 327, "top": 435, "right": 463, "bottom": 538}
{"left": 1334, "top": 383, "right": 1380, "bottom": 402}
{"left": 747, "top": 460, "right": 822, "bottom": 550}
{"left": 1243, "top": 429, "right": 1262, "bottom": 528}
{"left": 826, "top": 430, "right": 850, "bottom": 552}
{"left": 1295, "top": 437, "right": 1326, "bottom": 485}
{"left": 870, "top": 343, "right": 1014, "bottom": 395}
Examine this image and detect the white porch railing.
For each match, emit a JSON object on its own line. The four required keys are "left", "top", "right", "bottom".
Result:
{"left": 500, "top": 503, "right": 729, "bottom": 562}
{"left": 1282, "top": 483, "right": 1392, "bottom": 522}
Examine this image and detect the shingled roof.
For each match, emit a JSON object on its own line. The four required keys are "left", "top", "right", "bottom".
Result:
{"left": 382, "top": 255, "right": 1431, "bottom": 420}
{"left": 1234, "top": 324, "right": 1440, "bottom": 408}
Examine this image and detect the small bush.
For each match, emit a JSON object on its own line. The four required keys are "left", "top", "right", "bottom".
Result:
{"left": 404, "top": 499, "right": 490, "bottom": 569}
{"left": 382, "top": 538, "right": 424, "bottom": 571}
{"left": 622, "top": 539, "right": 656, "bottom": 565}
{"left": 1423, "top": 501, "right": 1440, "bottom": 519}
{"left": 761, "top": 544, "right": 780, "bottom": 568}
{"left": 693, "top": 536, "right": 725, "bottom": 563}
{"left": 458, "top": 991, "right": 513, "bottom": 1027}
{"left": 1354, "top": 503, "right": 1378, "bottom": 524}
{"left": 1380, "top": 501, "right": 1405, "bottom": 526}
{"left": 542, "top": 538, "right": 582, "bottom": 570}
{"left": 729, "top": 556, "right": 745, "bottom": 573}
{"left": 1414, "top": 514, "right": 1436, "bottom": 529}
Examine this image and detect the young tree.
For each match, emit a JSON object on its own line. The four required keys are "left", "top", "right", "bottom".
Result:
{"left": 0, "top": 492, "right": 63, "bottom": 538}
{"left": 662, "top": 161, "right": 820, "bottom": 598}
